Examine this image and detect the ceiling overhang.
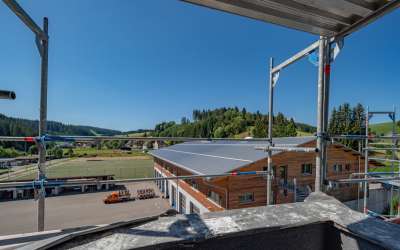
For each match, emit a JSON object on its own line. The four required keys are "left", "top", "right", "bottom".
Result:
{"left": 183, "top": 0, "right": 399, "bottom": 37}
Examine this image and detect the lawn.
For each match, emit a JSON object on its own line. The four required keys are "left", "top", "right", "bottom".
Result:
{"left": 369, "top": 122, "right": 400, "bottom": 136}
{"left": 10, "top": 157, "right": 154, "bottom": 181}
{"left": 0, "top": 169, "right": 10, "bottom": 175}
{"left": 370, "top": 164, "right": 399, "bottom": 173}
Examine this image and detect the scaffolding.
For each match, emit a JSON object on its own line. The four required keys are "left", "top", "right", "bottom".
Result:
{"left": 2, "top": 0, "right": 399, "bottom": 232}
{"left": 327, "top": 107, "right": 400, "bottom": 217}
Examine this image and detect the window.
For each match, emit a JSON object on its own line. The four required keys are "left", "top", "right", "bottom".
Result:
{"left": 179, "top": 192, "right": 186, "bottom": 214}
{"left": 263, "top": 165, "right": 276, "bottom": 178}
{"left": 333, "top": 164, "right": 343, "bottom": 173}
{"left": 239, "top": 192, "right": 254, "bottom": 204}
{"left": 190, "top": 202, "right": 200, "bottom": 214}
{"left": 209, "top": 191, "right": 221, "bottom": 205}
{"left": 345, "top": 164, "right": 351, "bottom": 171}
{"left": 171, "top": 186, "right": 176, "bottom": 208}
{"left": 301, "top": 164, "right": 312, "bottom": 175}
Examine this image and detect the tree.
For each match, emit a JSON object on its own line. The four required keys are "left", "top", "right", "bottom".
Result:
{"left": 28, "top": 144, "right": 38, "bottom": 155}
{"left": 67, "top": 148, "right": 74, "bottom": 158}
{"left": 329, "top": 103, "right": 366, "bottom": 150}
{"left": 214, "top": 127, "right": 225, "bottom": 138}
{"left": 253, "top": 118, "right": 267, "bottom": 138}
{"left": 286, "top": 118, "right": 297, "bottom": 136}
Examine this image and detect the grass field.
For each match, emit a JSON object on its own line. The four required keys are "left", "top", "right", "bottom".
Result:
{"left": 370, "top": 122, "right": 400, "bottom": 136}
{"left": 297, "top": 130, "right": 313, "bottom": 136}
{"left": 10, "top": 157, "right": 154, "bottom": 181}
{"left": 0, "top": 169, "right": 9, "bottom": 174}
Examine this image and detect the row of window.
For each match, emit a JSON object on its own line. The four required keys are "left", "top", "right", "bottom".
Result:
{"left": 208, "top": 191, "right": 255, "bottom": 205}
{"left": 270, "top": 163, "right": 354, "bottom": 176}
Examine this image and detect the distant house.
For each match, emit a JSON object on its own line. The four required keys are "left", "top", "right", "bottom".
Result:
{"left": 150, "top": 137, "right": 380, "bottom": 214}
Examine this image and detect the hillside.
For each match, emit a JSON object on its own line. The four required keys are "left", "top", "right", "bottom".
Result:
{"left": 369, "top": 121, "right": 400, "bottom": 136}
{"left": 151, "top": 107, "right": 316, "bottom": 138}
{"left": 0, "top": 114, "right": 121, "bottom": 137}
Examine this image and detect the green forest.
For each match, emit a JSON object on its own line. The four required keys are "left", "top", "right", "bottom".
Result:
{"left": 151, "top": 107, "right": 316, "bottom": 138}
{"left": 0, "top": 113, "right": 121, "bottom": 156}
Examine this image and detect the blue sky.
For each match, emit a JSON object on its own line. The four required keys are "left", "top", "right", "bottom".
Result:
{"left": 0, "top": 1, "right": 399, "bottom": 131}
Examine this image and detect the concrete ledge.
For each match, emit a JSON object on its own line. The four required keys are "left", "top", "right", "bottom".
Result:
{"left": 16, "top": 192, "right": 400, "bottom": 250}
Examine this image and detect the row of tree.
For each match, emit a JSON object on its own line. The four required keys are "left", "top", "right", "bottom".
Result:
{"left": 152, "top": 107, "right": 314, "bottom": 138}
{"left": 328, "top": 103, "right": 366, "bottom": 149}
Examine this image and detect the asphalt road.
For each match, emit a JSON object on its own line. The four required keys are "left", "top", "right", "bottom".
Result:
{"left": 0, "top": 182, "right": 170, "bottom": 236}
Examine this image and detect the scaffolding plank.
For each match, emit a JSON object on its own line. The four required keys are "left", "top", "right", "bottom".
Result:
{"left": 183, "top": 0, "right": 399, "bottom": 36}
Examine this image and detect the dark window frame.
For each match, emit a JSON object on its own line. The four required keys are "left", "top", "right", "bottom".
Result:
{"left": 239, "top": 192, "right": 255, "bottom": 204}
{"left": 301, "top": 163, "right": 313, "bottom": 175}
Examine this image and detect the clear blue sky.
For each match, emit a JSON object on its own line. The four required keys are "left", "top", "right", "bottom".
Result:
{"left": 0, "top": 1, "right": 399, "bottom": 131}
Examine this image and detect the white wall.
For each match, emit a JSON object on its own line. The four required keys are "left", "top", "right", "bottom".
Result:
{"left": 154, "top": 168, "right": 209, "bottom": 214}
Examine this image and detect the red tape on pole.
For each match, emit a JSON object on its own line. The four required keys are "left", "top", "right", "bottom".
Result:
{"left": 324, "top": 64, "right": 331, "bottom": 75}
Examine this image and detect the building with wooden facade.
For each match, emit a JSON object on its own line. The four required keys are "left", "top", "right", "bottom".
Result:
{"left": 150, "top": 137, "right": 379, "bottom": 214}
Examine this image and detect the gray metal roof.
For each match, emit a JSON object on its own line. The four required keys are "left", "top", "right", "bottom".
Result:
{"left": 150, "top": 136, "right": 315, "bottom": 175}
{"left": 183, "top": 0, "right": 399, "bottom": 36}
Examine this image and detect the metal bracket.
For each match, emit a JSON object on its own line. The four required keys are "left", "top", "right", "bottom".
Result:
{"left": 33, "top": 179, "right": 46, "bottom": 200}
{"left": 272, "top": 71, "right": 280, "bottom": 87}
{"left": 308, "top": 51, "right": 319, "bottom": 67}
{"left": 35, "top": 36, "right": 44, "bottom": 57}
{"left": 331, "top": 38, "right": 344, "bottom": 62}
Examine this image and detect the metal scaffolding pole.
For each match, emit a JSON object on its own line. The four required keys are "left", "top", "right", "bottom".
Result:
{"left": 0, "top": 90, "right": 16, "bottom": 100}
{"left": 315, "top": 36, "right": 328, "bottom": 192}
{"left": 0, "top": 135, "right": 301, "bottom": 143}
{"left": 3, "top": 0, "right": 49, "bottom": 232}
{"left": 37, "top": 17, "right": 49, "bottom": 232}
{"left": 334, "top": 176, "right": 400, "bottom": 184}
{"left": 322, "top": 38, "right": 331, "bottom": 186}
{"left": 0, "top": 171, "right": 270, "bottom": 189}
{"left": 267, "top": 57, "right": 274, "bottom": 205}
{"left": 390, "top": 107, "right": 396, "bottom": 216}
{"left": 363, "top": 107, "right": 369, "bottom": 214}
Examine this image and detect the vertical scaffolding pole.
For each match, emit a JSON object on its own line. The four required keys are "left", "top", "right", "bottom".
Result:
{"left": 390, "top": 106, "right": 396, "bottom": 216}
{"left": 363, "top": 107, "right": 369, "bottom": 214}
{"left": 267, "top": 57, "right": 274, "bottom": 205}
{"left": 315, "top": 36, "right": 327, "bottom": 192}
{"left": 37, "top": 17, "right": 49, "bottom": 232}
{"left": 322, "top": 39, "right": 331, "bottom": 185}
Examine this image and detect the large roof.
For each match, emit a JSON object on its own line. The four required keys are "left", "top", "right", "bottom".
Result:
{"left": 183, "top": 0, "right": 399, "bottom": 36}
{"left": 149, "top": 136, "right": 315, "bottom": 175}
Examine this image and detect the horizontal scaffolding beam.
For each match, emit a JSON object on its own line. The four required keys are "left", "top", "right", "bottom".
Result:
{"left": 0, "top": 135, "right": 312, "bottom": 143}
{"left": 369, "top": 157, "right": 400, "bottom": 163}
{"left": 333, "top": 176, "right": 400, "bottom": 184}
{"left": 364, "top": 147, "right": 400, "bottom": 151}
{"left": 351, "top": 172, "right": 400, "bottom": 177}
{"left": 0, "top": 171, "right": 269, "bottom": 190}
{"left": 331, "top": 135, "right": 400, "bottom": 140}
{"left": 255, "top": 146, "right": 318, "bottom": 153}
{"left": 2, "top": 0, "right": 48, "bottom": 40}
{"left": 271, "top": 40, "right": 319, "bottom": 74}
{"left": 368, "top": 111, "right": 395, "bottom": 115}
{"left": 0, "top": 90, "right": 16, "bottom": 100}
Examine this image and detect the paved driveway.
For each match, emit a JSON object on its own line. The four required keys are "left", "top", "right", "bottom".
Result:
{"left": 0, "top": 182, "right": 170, "bottom": 235}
